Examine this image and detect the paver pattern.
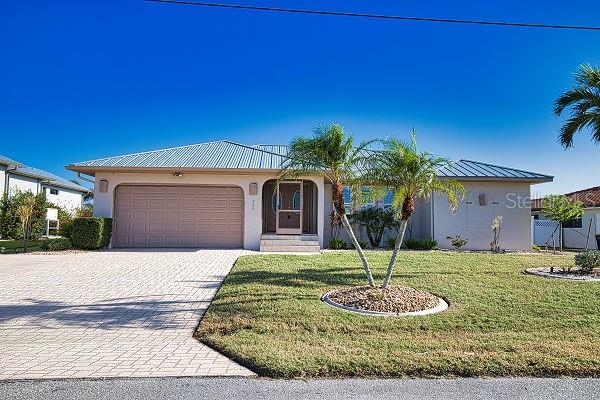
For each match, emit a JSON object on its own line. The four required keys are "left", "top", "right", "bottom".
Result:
{"left": 0, "top": 249, "right": 255, "bottom": 379}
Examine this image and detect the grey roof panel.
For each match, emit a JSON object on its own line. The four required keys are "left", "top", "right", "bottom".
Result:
{"left": 436, "top": 159, "right": 552, "bottom": 180}
{"left": 0, "top": 154, "right": 22, "bottom": 167}
{"left": 69, "top": 141, "right": 552, "bottom": 182}
{"left": 11, "top": 166, "right": 91, "bottom": 193}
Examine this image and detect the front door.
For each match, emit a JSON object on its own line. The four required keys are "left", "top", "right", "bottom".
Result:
{"left": 276, "top": 181, "right": 302, "bottom": 235}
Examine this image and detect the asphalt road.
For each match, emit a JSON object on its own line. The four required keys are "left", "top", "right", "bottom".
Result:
{"left": 2, "top": 377, "right": 599, "bottom": 400}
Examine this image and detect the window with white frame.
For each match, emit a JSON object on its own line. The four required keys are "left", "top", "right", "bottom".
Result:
{"left": 48, "top": 188, "right": 59, "bottom": 195}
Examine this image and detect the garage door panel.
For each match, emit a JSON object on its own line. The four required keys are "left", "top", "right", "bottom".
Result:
{"left": 114, "top": 185, "right": 243, "bottom": 248}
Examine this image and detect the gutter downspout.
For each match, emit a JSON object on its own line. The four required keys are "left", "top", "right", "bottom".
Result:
{"left": 77, "top": 172, "right": 95, "bottom": 185}
{"left": 4, "top": 166, "right": 20, "bottom": 196}
{"left": 430, "top": 190, "right": 435, "bottom": 242}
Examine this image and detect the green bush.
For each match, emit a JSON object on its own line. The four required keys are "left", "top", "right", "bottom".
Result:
{"left": 385, "top": 237, "right": 396, "bottom": 249}
{"left": 348, "top": 240, "right": 369, "bottom": 249}
{"left": 532, "top": 244, "right": 541, "bottom": 252}
{"left": 40, "top": 238, "right": 73, "bottom": 251}
{"left": 574, "top": 250, "right": 600, "bottom": 273}
{"left": 447, "top": 235, "right": 469, "bottom": 250}
{"left": 69, "top": 217, "right": 113, "bottom": 250}
{"left": 403, "top": 239, "right": 438, "bottom": 250}
{"left": 328, "top": 238, "right": 347, "bottom": 250}
{"left": 349, "top": 207, "right": 398, "bottom": 248}
{"left": 0, "top": 191, "right": 47, "bottom": 240}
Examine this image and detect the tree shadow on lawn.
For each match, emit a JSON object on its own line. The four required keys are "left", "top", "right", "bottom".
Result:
{"left": 226, "top": 266, "right": 428, "bottom": 289}
{"left": 0, "top": 296, "right": 210, "bottom": 330}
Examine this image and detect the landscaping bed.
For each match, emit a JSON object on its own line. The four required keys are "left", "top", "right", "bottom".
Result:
{"left": 195, "top": 250, "right": 600, "bottom": 378}
{"left": 326, "top": 285, "right": 440, "bottom": 314}
{"left": 526, "top": 267, "right": 600, "bottom": 281}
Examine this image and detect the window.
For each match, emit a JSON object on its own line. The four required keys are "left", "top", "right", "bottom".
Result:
{"left": 563, "top": 218, "right": 583, "bottom": 229}
{"left": 48, "top": 188, "right": 59, "bottom": 195}
{"left": 292, "top": 190, "right": 301, "bottom": 210}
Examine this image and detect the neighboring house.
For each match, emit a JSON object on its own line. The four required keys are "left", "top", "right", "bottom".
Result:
{"left": 0, "top": 154, "right": 91, "bottom": 212}
{"left": 532, "top": 187, "right": 600, "bottom": 250}
{"left": 66, "top": 141, "right": 552, "bottom": 251}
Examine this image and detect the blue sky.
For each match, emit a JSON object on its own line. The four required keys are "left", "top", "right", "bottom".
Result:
{"left": 1, "top": 0, "right": 599, "bottom": 197}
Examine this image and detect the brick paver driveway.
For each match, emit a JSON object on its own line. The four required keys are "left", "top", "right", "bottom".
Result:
{"left": 0, "top": 249, "right": 255, "bottom": 379}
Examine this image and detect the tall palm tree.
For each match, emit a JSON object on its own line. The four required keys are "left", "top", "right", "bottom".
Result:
{"left": 278, "top": 123, "right": 376, "bottom": 287}
{"left": 368, "top": 132, "right": 464, "bottom": 288}
{"left": 554, "top": 64, "right": 600, "bottom": 148}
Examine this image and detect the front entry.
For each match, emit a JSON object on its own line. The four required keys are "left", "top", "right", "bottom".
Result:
{"left": 262, "top": 180, "right": 318, "bottom": 235}
{"left": 275, "top": 181, "right": 302, "bottom": 234}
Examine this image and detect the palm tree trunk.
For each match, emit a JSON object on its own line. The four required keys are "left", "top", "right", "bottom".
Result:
{"left": 341, "top": 213, "right": 375, "bottom": 287}
{"left": 382, "top": 218, "right": 408, "bottom": 288}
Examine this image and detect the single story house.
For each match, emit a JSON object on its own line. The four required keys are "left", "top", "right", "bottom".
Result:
{"left": 1, "top": 154, "right": 91, "bottom": 212}
{"left": 532, "top": 186, "right": 600, "bottom": 250}
{"left": 66, "top": 141, "right": 552, "bottom": 252}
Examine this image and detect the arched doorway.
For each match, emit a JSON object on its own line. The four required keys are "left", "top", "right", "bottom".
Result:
{"left": 262, "top": 179, "right": 318, "bottom": 235}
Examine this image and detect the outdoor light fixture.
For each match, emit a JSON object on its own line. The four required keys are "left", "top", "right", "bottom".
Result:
{"left": 98, "top": 180, "right": 109, "bottom": 193}
{"left": 172, "top": 172, "right": 184, "bottom": 178}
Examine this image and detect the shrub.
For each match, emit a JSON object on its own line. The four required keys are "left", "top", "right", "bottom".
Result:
{"left": 532, "top": 244, "right": 541, "bottom": 252}
{"left": 328, "top": 238, "right": 347, "bottom": 250}
{"left": 574, "top": 250, "right": 600, "bottom": 273}
{"left": 0, "top": 190, "right": 47, "bottom": 240}
{"left": 403, "top": 239, "right": 438, "bottom": 250}
{"left": 69, "top": 217, "right": 113, "bottom": 250}
{"left": 385, "top": 237, "right": 396, "bottom": 249}
{"left": 40, "top": 238, "right": 73, "bottom": 251}
{"left": 447, "top": 235, "right": 469, "bottom": 250}
{"left": 349, "top": 240, "right": 369, "bottom": 249}
{"left": 349, "top": 207, "right": 398, "bottom": 248}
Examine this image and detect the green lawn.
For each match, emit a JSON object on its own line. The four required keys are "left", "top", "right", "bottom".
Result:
{"left": 0, "top": 239, "right": 43, "bottom": 253}
{"left": 195, "top": 250, "right": 600, "bottom": 378}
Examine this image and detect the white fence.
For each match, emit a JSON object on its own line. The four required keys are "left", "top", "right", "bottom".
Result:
{"left": 532, "top": 218, "right": 560, "bottom": 247}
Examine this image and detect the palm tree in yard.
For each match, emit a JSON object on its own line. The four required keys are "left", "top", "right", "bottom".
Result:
{"left": 369, "top": 133, "right": 464, "bottom": 288}
{"left": 278, "top": 123, "right": 376, "bottom": 287}
{"left": 554, "top": 64, "right": 600, "bottom": 148}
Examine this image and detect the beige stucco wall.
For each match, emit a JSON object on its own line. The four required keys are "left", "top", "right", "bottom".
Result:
{"left": 92, "top": 171, "right": 325, "bottom": 250}
{"left": 432, "top": 181, "right": 532, "bottom": 251}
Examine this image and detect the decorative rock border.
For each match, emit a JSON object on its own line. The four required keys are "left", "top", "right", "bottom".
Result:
{"left": 321, "top": 291, "right": 449, "bottom": 317}
{"left": 525, "top": 267, "right": 600, "bottom": 282}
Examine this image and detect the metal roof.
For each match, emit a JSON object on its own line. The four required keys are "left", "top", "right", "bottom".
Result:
{"left": 12, "top": 166, "right": 91, "bottom": 193}
{"left": 1, "top": 154, "right": 91, "bottom": 193}
{"left": 0, "top": 154, "right": 22, "bottom": 167}
{"left": 68, "top": 141, "right": 552, "bottom": 183}
{"left": 69, "top": 141, "right": 287, "bottom": 170}
{"left": 436, "top": 159, "right": 552, "bottom": 182}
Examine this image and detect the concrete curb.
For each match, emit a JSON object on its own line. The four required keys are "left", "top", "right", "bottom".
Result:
{"left": 525, "top": 268, "right": 600, "bottom": 282}
{"left": 321, "top": 291, "right": 449, "bottom": 317}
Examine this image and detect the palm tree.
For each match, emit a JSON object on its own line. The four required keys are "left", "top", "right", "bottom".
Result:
{"left": 278, "top": 123, "right": 376, "bottom": 287}
{"left": 368, "top": 132, "right": 464, "bottom": 288}
{"left": 554, "top": 64, "right": 600, "bottom": 148}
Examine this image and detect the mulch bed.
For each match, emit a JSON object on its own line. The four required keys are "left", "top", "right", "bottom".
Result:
{"left": 327, "top": 285, "right": 439, "bottom": 314}
{"left": 526, "top": 267, "right": 600, "bottom": 281}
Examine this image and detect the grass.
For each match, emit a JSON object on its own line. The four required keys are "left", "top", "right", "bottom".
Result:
{"left": 195, "top": 250, "right": 600, "bottom": 378}
{"left": 0, "top": 239, "right": 43, "bottom": 253}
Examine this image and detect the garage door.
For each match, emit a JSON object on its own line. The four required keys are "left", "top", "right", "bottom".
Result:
{"left": 113, "top": 185, "right": 244, "bottom": 248}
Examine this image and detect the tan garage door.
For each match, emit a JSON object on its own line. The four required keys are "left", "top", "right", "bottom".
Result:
{"left": 113, "top": 185, "right": 244, "bottom": 248}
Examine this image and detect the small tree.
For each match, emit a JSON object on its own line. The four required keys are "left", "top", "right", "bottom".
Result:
{"left": 16, "top": 195, "right": 36, "bottom": 253}
{"left": 278, "top": 123, "right": 376, "bottom": 286}
{"left": 490, "top": 216, "right": 503, "bottom": 252}
{"left": 349, "top": 206, "right": 398, "bottom": 248}
{"left": 541, "top": 195, "right": 584, "bottom": 251}
{"left": 367, "top": 132, "right": 464, "bottom": 288}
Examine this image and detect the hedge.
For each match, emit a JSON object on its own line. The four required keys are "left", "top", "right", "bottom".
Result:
{"left": 40, "top": 238, "right": 73, "bottom": 251}
{"left": 69, "top": 217, "right": 113, "bottom": 250}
